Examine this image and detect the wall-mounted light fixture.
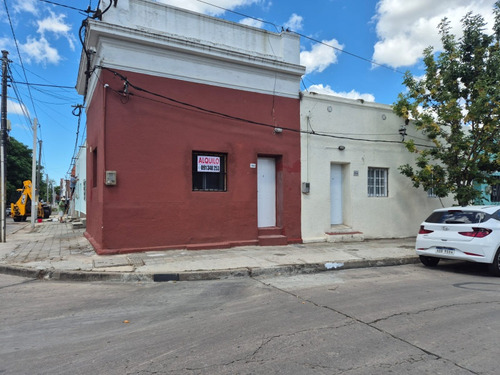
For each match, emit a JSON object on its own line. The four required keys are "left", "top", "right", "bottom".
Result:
{"left": 338, "top": 145, "right": 345, "bottom": 151}
{"left": 273, "top": 127, "right": 283, "bottom": 134}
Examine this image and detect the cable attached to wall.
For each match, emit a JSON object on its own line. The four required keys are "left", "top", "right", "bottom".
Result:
{"left": 93, "top": 66, "right": 433, "bottom": 148}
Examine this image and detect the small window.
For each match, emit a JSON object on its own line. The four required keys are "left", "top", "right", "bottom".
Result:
{"left": 427, "top": 188, "right": 437, "bottom": 198}
{"left": 491, "top": 184, "right": 500, "bottom": 203}
{"left": 192, "top": 152, "right": 227, "bottom": 192}
{"left": 368, "top": 167, "right": 388, "bottom": 197}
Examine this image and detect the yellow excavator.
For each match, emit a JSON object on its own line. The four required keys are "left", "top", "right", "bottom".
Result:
{"left": 10, "top": 180, "right": 52, "bottom": 222}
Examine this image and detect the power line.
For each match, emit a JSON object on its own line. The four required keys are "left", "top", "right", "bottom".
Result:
{"left": 196, "top": 0, "right": 280, "bottom": 31}
{"left": 12, "top": 81, "right": 74, "bottom": 89}
{"left": 66, "top": 104, "right": 84, "bottom": 176}
{"left": 3, "top": 0, "right": 41, "bottom": 139}
{"left": 195, "top": 0, "right": 405, "bottom": 75}
{"left": 95, "top": 66, "right": 431, "bottom": 148}
{"left": 38, "top": 0, "right": 90, "bottom": 14}
{"left": 6, "top": 67, "right": 33, "bottom": 137}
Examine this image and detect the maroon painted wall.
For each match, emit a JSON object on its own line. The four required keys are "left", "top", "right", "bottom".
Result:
{"left": 86, "top": 69, "right": 301, "bottom": 254}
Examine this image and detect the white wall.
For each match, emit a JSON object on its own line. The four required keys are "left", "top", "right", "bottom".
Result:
{"left": 77, "top": 0, "right": 305, "bottom": 101}
{"left": 74, "top": 145, "right": 87, "bottom": 217}
{"left": 300, "top": 92, "right": 455, "bottom": 242}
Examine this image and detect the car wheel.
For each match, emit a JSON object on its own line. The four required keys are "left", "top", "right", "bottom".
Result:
{"left": 419, "top": 255, "right": 440, "bottom": 267}
{"left": 488, "top": 248, "right": 500, "bottom": 277}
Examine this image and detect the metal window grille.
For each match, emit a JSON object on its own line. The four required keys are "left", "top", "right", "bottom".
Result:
{"left": 192, "top": 151, "right": 227, "bottom": 192}
{"left": 427, "top": 188, "right": 437, "bottom": 198}
{"left": 491, "top": 184, "right": 500, "bottom": 202}
{"left": 368, "top": 168, "right": 388, "bottom": 197}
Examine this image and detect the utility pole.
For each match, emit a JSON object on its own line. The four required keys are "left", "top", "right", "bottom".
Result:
{"left": 37, "top": 139, "right": 42, "bottom": 200}
{"left": 1, "top": 50, "right": 9, "bottom": 242}
{"left": 31, "top": 119, "right": 37, "bottom": 228}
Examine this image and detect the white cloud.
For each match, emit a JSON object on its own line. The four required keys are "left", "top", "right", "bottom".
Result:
{"left": 37, "top": 11, "right": 76, "bottom": 50}
{"left": 239, "top": 17, "right": 264, "bottom": 28}
{"left": 300, "top": 38, "right": 344, "bottom": 74}
{"left": 13, "top": 0, "right": 37, "bottom": 14}
{"left": 372, "top": 0, "right": 497, "bottom": 68}
{"left": 20, "top": 37, "right": 61, "bottom": 65}
{"left": 284, "top": 13, "right": 303, "bottom": 31}
{"left": 156, "top": 0, "right": 265, "bottom": 16}
{"left": 8, "top": 99, "right": 29, "bottom": 116}
{"left": 308, "top": 84, "right": 376, "bottom": 102}
{"left": 0, "top": 37, "right": 13, "bottom": 51}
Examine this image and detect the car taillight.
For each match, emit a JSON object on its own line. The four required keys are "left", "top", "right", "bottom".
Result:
{"left": 458, "top": 228, "right": 492, "bottom": 238}
{"left": 419, "top": 225, "right": 433, "bottom": 234}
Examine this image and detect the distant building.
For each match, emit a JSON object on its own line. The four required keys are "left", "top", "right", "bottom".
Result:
{"left": 73, "top": 145, "right": 87, "bottom": 218}
{"left": 475, "top": 173, "right": 500, "bottom": 206}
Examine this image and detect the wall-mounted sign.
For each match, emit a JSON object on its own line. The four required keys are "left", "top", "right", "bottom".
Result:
{"left": 197, "top": 156, "right": 220, "bottom": 172}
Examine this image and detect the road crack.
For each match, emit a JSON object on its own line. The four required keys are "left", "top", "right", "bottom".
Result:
{"left": 253, "top": 277, "right": 480, "bottom": 375}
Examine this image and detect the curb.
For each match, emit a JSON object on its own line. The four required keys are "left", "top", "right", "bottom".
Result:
{"left": 0, "top": 255, "right": 421, "bottom": 282}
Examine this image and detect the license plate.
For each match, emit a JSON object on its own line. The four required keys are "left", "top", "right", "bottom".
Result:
{"left": 436, "top": 247, "right": 455, "bottom": 255}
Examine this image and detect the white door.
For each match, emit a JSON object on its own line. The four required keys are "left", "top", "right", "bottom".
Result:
{"left": 257, "top": 157, "right": 276, "bottom": 227}
{"left": 330, "top": 164, "right": 343, "bottom": 225}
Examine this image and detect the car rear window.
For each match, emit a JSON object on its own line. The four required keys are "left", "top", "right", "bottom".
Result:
{"left": 425, "top": 210, "right": 490, "bottom": 224}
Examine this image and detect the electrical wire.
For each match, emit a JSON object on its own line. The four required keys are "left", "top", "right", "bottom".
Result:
{"left": 10, "top": 64, "right": 77, "bottom": 102}
{"left": 38, "top": 0, "right": 88, "bottom": 13}
{"left": 95, "top": 66, "right": 433, "bottom": 148}
{"left": 3, "top": 0, "right": 45, "bottom": 149}
{"left": 195, "top": 0, "right": 405, "bottom": 75}
{"left": 196, "top": 0, "right": 280, "bottom": 32}
{"left": 6, "top": 67, "right": 33, "bottom": 137}
{"left": 11, "top": 81, "right": 74, "bottom": 89}
{"left": 66, "top": 104, "right": 84, "bottom": 175}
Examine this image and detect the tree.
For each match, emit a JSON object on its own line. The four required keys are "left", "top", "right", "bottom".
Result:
{"left": 6, "top": 137, "right": 32, "bottom": 204}
{"left": 393, "top": 3, "right": 500, "bottom": 206}
{"left": 6, "top": 137, "right": 48, "bottom": 204}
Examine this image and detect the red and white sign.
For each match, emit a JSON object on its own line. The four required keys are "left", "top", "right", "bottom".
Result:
{"left": 197, "top": 156, "right": 220, "bottom": 172}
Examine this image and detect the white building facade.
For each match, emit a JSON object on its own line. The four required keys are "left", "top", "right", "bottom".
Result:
{"left": 300, "top": 92, "right": 455, "bottom": 242}
{"left": 73, "top": 145, "right": 86, "bottom": 218}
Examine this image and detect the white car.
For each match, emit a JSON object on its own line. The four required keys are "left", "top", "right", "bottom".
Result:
{"left": 416, "top": 206, "right": 500, "bottom": 276}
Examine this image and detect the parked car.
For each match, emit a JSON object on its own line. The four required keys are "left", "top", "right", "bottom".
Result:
{"left": 416, "top": 206, "right": 500, "bottom": 276}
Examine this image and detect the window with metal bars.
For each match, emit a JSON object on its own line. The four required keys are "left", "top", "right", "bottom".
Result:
{"left": 368, "top": 167, "right": 388, "bottom": 197}
{"left": 491, "top": 184, "right": 500, "bottom": 202}
{"left": 192, "top": 151, "right": 227, "bottom": 192}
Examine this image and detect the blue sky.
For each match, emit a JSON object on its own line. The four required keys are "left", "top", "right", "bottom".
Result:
{"left": 0, "top": 0, "right": 497, "bottom": 182}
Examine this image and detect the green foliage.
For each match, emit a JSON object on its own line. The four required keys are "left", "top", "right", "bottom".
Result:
{"left": 393, "top": 3, "right": 500, "bottom": 206}
{"left": 6, "top": 137, "right": 32, "bottom": 204}
{"left": 6, "top": 137, "right": 50, "bottom": 204}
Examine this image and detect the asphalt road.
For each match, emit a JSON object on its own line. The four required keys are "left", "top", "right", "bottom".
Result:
{"left": 1, "top": 261, "right": 499, "bottom": 374}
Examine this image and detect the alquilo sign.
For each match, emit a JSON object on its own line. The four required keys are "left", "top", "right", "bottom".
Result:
{"left": 197, "top": 156, "right": 220, "bottom": 172}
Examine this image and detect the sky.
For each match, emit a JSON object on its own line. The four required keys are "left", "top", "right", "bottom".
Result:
{"left": 0, "top": 0, "right": 498, "bottom": 183}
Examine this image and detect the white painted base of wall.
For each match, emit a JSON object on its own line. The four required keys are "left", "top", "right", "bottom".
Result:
{"left": 325, "top": 233, "right": 365, "bottom": 243}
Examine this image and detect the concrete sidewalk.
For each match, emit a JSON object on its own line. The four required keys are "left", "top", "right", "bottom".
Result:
{"left": 0, "top": 219, "right": 419, "bottom": 282}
